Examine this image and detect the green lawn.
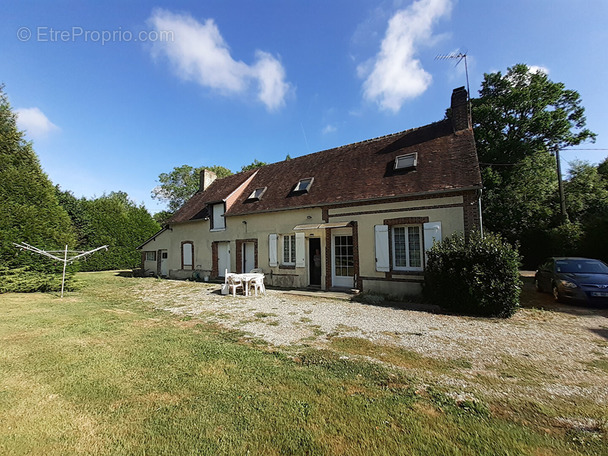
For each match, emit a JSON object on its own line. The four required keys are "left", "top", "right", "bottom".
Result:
{"left": 0, "top": 272, "right": 605, "bottom": 455}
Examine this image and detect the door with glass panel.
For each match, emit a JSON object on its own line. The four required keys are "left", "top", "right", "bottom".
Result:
{"left": 332, "top": 233, "right": 354, "bottom": 288}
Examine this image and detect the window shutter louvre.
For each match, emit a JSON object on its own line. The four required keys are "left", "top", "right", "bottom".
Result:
{"left": 268, "top": 234, "right": 278, "bottom": 267}
{"left": 295, "top": 232, "right": 305, "bottom": 267}
{"left": 423, "top": 222, "right": 442, "bottom": 265}
{"left": 374, "top": 225, "right": 390, "bottom": 272}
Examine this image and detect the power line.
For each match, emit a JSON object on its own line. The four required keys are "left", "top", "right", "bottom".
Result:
{"left": 562, "top": 148, "right": 608, "bottom": 151}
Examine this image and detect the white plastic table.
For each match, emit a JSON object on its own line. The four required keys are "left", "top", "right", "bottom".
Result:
{"left": 235, "top": 273, "right": 264, "bottom": 296}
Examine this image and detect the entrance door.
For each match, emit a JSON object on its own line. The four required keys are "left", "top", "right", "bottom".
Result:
{"left": 332, "top": 233, "right": 354, "bottom": 288}
{"left": 160, "top": 250, "right": 168, "bottom": 276}
{"left": 309, "top": 238, "right": 321, "bottom": 286}
{"left": 217, "top": 242, "right": 230, "bottom": 276}
{"left": 242, "top": 242, "right": 255, "bottom": 273}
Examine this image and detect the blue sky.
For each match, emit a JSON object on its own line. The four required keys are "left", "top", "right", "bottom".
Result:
{"left": 2, "top": 0, "right": 607, "bottom": 214}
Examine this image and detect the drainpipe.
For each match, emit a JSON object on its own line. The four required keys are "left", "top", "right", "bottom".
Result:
{"left": 477, "top": 188, "right": 484, "bottom": 238}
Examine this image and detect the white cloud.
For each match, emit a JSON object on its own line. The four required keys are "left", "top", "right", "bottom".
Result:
{"left": 322, "top": 124, "right": 337, "bottom": 134}
{"left": 251, "top": 51, "right": 290, "bottom": 111}
{"left": 359, "top": 0, "right": 452, "bottom": 113}
{"left": 528, "top": 65, "right": 549, "bottom": 75}
{"left": 148, "top": 9, "right": 291, "bottom": 111}
{"left": 15, "top": 107, "right": 59, "bottom": 139}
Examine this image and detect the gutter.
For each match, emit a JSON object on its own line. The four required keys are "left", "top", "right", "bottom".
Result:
{"left": 224, "top": 185, "right": 484, "bottom": 218}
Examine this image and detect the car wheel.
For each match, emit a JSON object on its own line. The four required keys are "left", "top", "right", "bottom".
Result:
{"left": 552, "top": 283, "right": 562, "bottom": 302}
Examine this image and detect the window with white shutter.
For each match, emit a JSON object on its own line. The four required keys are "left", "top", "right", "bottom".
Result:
{"left": 268, "top": 234, "right": 278, "bottom": 267}
{"left": 374, "top": 225, "right": 390, "bottom": 272}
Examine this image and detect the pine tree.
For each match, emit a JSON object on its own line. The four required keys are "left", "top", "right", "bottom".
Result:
{"left": 0, "top": 85, "right": 76, "bottom": 269}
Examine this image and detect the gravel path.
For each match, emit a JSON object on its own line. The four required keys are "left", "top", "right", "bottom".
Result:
{"left": 133, "top": 278, "right": 608, "bottom": 404}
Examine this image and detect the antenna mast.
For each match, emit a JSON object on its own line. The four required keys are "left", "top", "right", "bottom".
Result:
{"left": 436, "top": 51, "right": 471, "bottom": 118}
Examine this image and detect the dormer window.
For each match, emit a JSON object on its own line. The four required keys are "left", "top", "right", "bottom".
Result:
{"left": 247, "top": 187, "right": 267, "bottom": 201}
{"left": 294, "top": 177, "right": 314, "bottom": 193}
{"left": 394, "top": 152, "right": 418, "bottom": 170}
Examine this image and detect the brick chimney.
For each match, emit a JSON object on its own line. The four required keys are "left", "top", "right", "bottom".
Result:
{"left": 451, "top": 86, "right": 471, "bottom": 131}
{"left": 200, "top": 169, "right": 217, "bottom": 192}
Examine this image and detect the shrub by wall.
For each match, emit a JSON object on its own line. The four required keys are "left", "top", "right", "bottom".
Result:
{"left": 424, "top": 231, "right": 521, "bottom": 318}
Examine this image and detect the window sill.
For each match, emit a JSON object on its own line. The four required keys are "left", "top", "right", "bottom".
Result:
{"left": 279, "top": 264, "right": 296, "bottom": 270}
{"left": 392, "top": 269, "right": 424, "bottom": 275}
{"left": 210, "top": 228, "right": 226, "bottom": 232}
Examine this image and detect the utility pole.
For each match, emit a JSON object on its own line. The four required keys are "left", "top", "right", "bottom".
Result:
{"left": 554, "top": 146, "right": 569, "bottom": 223}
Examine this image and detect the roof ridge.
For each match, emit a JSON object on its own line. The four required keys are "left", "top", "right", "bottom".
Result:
{"left": 342, "top": 118, "right": 450, "bottom": 149}
{"left": 224, "top": 119, "right": 450, "bottom": 175}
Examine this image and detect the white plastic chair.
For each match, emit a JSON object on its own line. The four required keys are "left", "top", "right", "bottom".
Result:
{"left": 250, "top": 268, "right": 263, "bottom": 273}
{"left": 227, "top": 274, "right": 244, "bottom": 296}
{"left": 249, "top": 275, "right": 266, "bottom": 296}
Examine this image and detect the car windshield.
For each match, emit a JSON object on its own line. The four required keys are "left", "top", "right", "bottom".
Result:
{"left": 555, "top": 259, "right": 608, "bottom": 274}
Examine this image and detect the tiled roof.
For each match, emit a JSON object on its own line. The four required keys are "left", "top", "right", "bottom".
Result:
{"left": 170, "top": 112, "right": 481, "bottom": 224}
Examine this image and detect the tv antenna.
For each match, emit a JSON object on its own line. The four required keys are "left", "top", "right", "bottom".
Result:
{"left": 436, "top": 51, "right": 471, "bottom": 120}
{"left": 13, "top": 242, "right": 109, "bottom": 297}
{"left": 436, "top": 51, "right": 470, "bottom": 97}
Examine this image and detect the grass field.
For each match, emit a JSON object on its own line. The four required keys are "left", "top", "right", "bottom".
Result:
{"left": 0, "top": 272, "right": 606, "bottom": 455}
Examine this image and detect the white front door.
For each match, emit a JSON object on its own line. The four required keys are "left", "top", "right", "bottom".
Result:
{"left": 332, "top": 232, "right": 354, "bottom": 288}
{"left": 243, "top": 242, "right": 255, "bottom": 273}
{"left": 160, "top": 250, "right": 168, "bottom": 276}
{"left": 218, "top": 242, "right": 230, "bottom": 276}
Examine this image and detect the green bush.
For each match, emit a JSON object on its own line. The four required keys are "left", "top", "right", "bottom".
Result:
{"left": 0, "top": 266, "right": 78, "bottom": 293}
{"left": 424, "top": 231, "right": 521, "bottom": 318}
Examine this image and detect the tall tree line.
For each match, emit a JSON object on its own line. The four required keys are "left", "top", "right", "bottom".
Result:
{"left": 0, "top": 85, "right": 159, "bottom": 274}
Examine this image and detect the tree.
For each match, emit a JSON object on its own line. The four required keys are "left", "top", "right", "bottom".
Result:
{"left": 564, "top": 160, "right": 608, "bottom": 223}
{"left": 55, "top": 186, "right": 93, "bottom": 246}
{"left": 481, "top": 150, "right": 558, "bottom": 241}
{"left": 0, "top": 85, "right": 76, "bottom": 269}
{"left": 470, "top": 65, "right": 597, "bottom": 265}
{"left": 240, "top": 159, "right": 267, "bottom": 172}
{"left": 598, "top": 157, "right": 608, "bottom": 187}
{"left": 76, "top": 192, "right": 160, "bottom": 271}
{"left": 472, "top": 64, "right": 596, "bottom": 169}
{"left": 153, "top": 210, "right": 173, "bottom": 226}
{"left": 151, "top": 165, "right": 232, "bottom": 212}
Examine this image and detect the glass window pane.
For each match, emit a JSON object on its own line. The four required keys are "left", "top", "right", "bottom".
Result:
{"left": 283, "top": 237, "right": 289, "bottom": 262}
{"left": 393, "top": 227, "right": 407, "bottom": 267}
{"left": 408, "top": 226, "right": 421, "bottom": 268}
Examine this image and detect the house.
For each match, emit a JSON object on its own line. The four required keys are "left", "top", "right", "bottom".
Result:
{"left": 138, "top": 87, "right": 482, "bottom": 296}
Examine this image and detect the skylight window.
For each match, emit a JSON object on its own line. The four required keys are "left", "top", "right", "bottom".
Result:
{"left": 294, "top": 177, "right": 314, "bottom": 193}
{"left": 247, "top": 187, "right": 267, "bottom": 201}
{"left": 394, "top": 152, "right": 418, "bottom": 170}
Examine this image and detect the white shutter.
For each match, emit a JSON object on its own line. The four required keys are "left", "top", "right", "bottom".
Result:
{"left": 295, "top": 232, "right": 305, "bottom": 268}
{"left": 268, "top": 234, "right": 278, "bottom": 267}
{"left": 374, "top": 225, "right": 390, "bottom": 272}
{"left": 182, "top": 243, "right": 193, "bottom": 268}
{"left": 423, "top": 222, "right": 442, "bottom": 265}
{"left": 212, "top": 203, "right": 225, "bottom": 229}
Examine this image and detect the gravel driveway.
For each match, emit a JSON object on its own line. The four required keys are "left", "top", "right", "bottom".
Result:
{"left": 133, "top": 276, "right": 608, "bottom": 405}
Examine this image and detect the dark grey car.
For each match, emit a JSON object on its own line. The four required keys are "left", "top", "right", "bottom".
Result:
{"left": 535, "top": 257, "right": 608, "bottom": 306}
